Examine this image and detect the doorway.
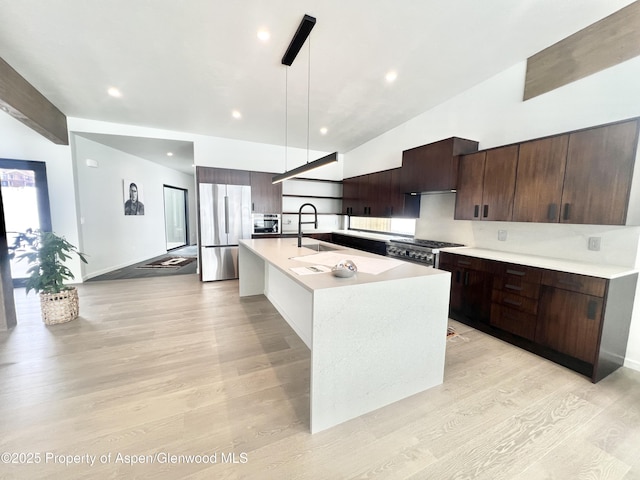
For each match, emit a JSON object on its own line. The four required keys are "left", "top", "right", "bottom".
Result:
{"left": 163, "top": 185, "right": 188, "bottom": 251}
{"left": 0, "top": 159, "right": 52, "bottom": 287}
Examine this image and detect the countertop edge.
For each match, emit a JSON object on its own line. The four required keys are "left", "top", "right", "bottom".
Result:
{"left": 439, "top": 247, "right": 638, "bottom": 279}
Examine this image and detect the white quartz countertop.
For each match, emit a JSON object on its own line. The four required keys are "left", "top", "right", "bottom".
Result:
{"left": 240, "top": 238, "right": 446, "bottom": 292}
{"left": 439, "top": 247, "right": 637, "bottom": 279}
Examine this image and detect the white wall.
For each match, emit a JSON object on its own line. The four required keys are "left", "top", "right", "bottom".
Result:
{"left": 72, "top": 135, "right": 197, "bottom": 278}
{"left": 344, "top": 56, "right": 640, "bottom": 372}
{"left": 0, "top": 112, "right": 84, "bottom": 281}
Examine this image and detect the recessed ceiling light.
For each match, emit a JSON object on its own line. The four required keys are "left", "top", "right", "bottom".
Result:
{"left": 385, "top": 71, "right": 398, "bottom": 83}
{"left": 232, "top": 110, "right": 242, "bottom": 119}
{"left": 167, "top": 152, "right": 174, "bottom": 157}
{"left": 320, "top": 127, "right": 328, "bottom": 135}
{"left": 107, "top": 87, "right": 122, "bottom": 97}
{"left": 257, "top": 29, "right": 270, "bottom": 42}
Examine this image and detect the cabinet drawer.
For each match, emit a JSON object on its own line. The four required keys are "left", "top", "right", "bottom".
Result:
{"left": 497, "top": 263, "right": 543, "bottom": 284}
{"left": 541, "top": 271, "right": 606, "bottom": 297}
{"left": 492, "top": 289, "right": 538, "bottom": 314}
{"left": 490, "top": 304, "right": 537, "bottom": 341}
{"left": 493, "top": 276, "right": 540, "bottom": 299}
{"left": 443, "top": 254, "right": 495, "bottom": 273}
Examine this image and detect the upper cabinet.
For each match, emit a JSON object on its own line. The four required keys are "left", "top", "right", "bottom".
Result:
{"left": 561, "top": 120, "right": 638, "bottom": 225}
{"left": 343, "top": 169, "right": 419, "bottom": 218}
{"left": 250, "top": 171, "right": 282, "bottom": 213}
{"left": 512, "top": 135, "right": 569, "bottom": 222}
{"left": 400, "top": 137, "right": 479, "bottom": 193}
{"left": 455, "top": 145, "right": 519, "bottom": 221}
{"left": 456, "top": 118, "right": 640, "bottom": 225}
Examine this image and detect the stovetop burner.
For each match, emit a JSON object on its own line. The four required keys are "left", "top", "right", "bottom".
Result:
{"left": 389, "top": 238, "right": 464, "bottom": 249}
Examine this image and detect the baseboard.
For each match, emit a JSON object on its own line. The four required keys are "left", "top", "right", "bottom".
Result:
{"left": 83, "top": 252, "right": 167, "bottom": 280}
{"left": 624, "top": 356, "right": 640, "bottom": 373}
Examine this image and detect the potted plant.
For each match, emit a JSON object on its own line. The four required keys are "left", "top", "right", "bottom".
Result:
{"left": 13, "top": 229, "right": 88, "bottom": 325}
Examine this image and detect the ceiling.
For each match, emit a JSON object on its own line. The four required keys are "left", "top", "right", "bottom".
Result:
{"left": 0, "top": 0, "right": 635, "bottom": 174}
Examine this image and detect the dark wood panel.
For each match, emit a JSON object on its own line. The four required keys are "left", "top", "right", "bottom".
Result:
{"left": 512, "top": 135, "right": 569, "bottom": 222}
{"left": 541, "top": 270, "right": 606, "bottom": 297}
{"left": 493, "top": 277, "right": 540, "bottom": 300}
{"left": 524, "top": 1, "right": 640, "bottom": 100}
{"left": 0, "top": 57, "right": 68, "bottom": 145}
{"left": 491, "top": 289, "right": 538, "bottom": 315}
{"left": 196, "top": 167, "right": 251, "bottom": 185}
{"left": 561, "top": 120, "right": 638, "bottom": 225}
{"left": 250, "top": 171, "right": 282, "bottom": 213}
{"left": 330, "top": 233, "right": 387, "bottom": 256}
{"left": 536, "top": 286, "right": 603, "bottom": 364}
{"left": 454, "top": 152, "right": 486, "bottom": 220}
{"left": 401, "top": 137, "right": 478, "bottom": 193}
{"left": 490, "top": 304, "right": 537, "bottom": 341}
{"left": 481, "top": 145, "right": 519, "bottom": 221}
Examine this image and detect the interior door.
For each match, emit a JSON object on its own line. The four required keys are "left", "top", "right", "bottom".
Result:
{"left": 163, "top": 185, "right": 188, "bottom": 251}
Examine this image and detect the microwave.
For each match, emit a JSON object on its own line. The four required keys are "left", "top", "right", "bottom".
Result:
{"left": 252, "top": 213, "right": 281, "bottom": 235}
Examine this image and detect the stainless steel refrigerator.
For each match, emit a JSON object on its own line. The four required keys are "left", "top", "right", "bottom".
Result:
{"left": 199, "top": 183, "right": 252, "bottom": 281}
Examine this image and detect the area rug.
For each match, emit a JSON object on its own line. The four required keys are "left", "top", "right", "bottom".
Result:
{"left": 136, "top": 256, "right": 196, "bottom": 269}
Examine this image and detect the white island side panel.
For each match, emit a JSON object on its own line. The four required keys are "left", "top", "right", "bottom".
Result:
{"left": 310, "top": 273, "right": 450, "bottom": 433}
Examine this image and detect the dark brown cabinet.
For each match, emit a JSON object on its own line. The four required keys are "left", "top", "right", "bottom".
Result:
{"left": 441, "top": 252, "right": 637, "bottom": 382}
{"left": 490, "top": 263, "right": 542, "bottom": 341}
{"left": 454, "top": 145, "right": 519, "bottom": 221}
{"left": 560, "top": 119, "right": 638, "bottom": 225}
{"left": 330, "top": 232, "right": 388, "bottom": 256}
{"left": 196, "top": 167, "right": 250, "bottom": 185}
{"left": 400, "top": 137, "right": 478, "bottom": 193}
{"left": 342, "top": 169, "right": 419, "bottom": 218}
{"left": 512, "top": 135, "right": 569, "bottom": 223}
{"left": 250, "top": 171, "right": 282, "bottom": 213}
{"left": 438, "top": 253, "right": 495, "bottom": 324}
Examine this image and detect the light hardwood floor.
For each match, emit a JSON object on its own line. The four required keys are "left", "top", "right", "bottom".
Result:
{"left": 1, "top": 274, "right": 639, "bottom": 479}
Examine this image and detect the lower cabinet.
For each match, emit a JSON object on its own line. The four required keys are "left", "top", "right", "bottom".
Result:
{"left": 439, "top": 252, "right": 637, "bottom": 382}
{"left": 330, "top": 232, "right": 388, "bottom": 256}
{"left": 438, "top": 254, "right": 494, "bottom": 324}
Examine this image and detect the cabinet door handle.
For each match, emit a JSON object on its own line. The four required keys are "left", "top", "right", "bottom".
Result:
{"left": 563, "top": 203, "right": 571, "bottom": 221}
{"left": 458, "top": 260, "right": 471, "bottom": 266}
{"left": 587, "top": 300, "right": 598, "bottom": 320}
{"left": 252, "top": 202, "right": 255, "bottom": 212}
{"left": 505, "top": 284, "right": 523, "bottom": 291}
{"left": 390, "top": 206, "right": 394, "bottom": 216}
{"left": 503, "top": 298, "right": 522, "bottom": 307}
{"left": 483, "top": 205, "right": 489, "bottom": 218}
{"left": 547, "top": 203, "right": 557, "bottom": 221}
{"left": 463, "top": 272, "right": 469, "bottom": 286}
{"left": 506, "top": 269, "right": 525, "bottom": 276}
{"left": 455, "top": 271, "right": 461, "bottom": 283}
{"left": 474, "top": 205, "right": 479, "bottom": 218}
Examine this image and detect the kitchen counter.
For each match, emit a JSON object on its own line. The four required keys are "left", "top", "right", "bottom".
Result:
{"left": 440, "top": 247, "right": 637, "bottom": 279}
{"left": 239, "top": 237, "right": 450, "bottom": 433}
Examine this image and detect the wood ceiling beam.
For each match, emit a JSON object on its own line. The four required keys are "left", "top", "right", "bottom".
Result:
{"left": 0, "top": 57, "right": 68, "bottom": 145}
{"left": 524, "top": 1, "right": 640, "bottom": 101}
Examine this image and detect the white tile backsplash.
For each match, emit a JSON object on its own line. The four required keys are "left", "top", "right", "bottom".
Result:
{"left": 415, "top": 192, "right": 640, "bottom": 268}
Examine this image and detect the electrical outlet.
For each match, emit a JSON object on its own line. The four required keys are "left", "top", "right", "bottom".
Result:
{"left": 588, "top": 237, "right": 601, "bottom": 251}
{"left": 498, "top": 230, "right": 507, "bottom": 241}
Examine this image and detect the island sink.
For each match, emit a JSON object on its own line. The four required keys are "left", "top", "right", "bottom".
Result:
{"left": 300, "top": 243, "right": 342, "bottom": 252}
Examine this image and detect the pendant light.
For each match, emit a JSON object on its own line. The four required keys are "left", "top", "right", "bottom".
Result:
{"left": 272, "top": 14, "right": 338, "bottom": 184}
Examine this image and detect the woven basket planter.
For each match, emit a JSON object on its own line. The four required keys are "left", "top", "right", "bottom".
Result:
{"left": 39, "top": 287, "right": 79, "bottom": 325}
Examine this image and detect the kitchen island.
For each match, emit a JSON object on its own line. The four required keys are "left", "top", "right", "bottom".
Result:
{"left": 238, "top": 238, "right": 451, "bottom": 433}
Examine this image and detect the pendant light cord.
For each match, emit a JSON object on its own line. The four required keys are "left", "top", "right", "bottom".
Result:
{"left": 285, "top": 67, "right": 288, "bottom": 171}
{"left": 306, "top": 38, "right": 311, "bottom": 164}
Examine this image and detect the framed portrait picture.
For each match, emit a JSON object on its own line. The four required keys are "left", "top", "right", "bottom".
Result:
{"left": 123, "top": 180, "right": 145, "bottom": 215}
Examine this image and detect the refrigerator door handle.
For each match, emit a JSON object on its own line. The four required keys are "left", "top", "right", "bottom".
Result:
{"left": 224, "top": 195, "right": 230, "bottom": 234}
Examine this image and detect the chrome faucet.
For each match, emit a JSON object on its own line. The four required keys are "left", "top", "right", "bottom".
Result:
{"left": 298, "top": 203, "right": 318, "bottom": 247}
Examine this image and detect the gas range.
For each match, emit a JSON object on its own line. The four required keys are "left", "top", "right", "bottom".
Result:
{"left": 386, "top": 238, "right": 464, "bottom": 267}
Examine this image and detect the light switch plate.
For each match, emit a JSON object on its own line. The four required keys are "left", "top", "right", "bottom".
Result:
{"left": 588, "top": 237, "right": 601, "bottom": 251}
{"left": 498, "top": 230, "right": 507, "bottom": 241}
